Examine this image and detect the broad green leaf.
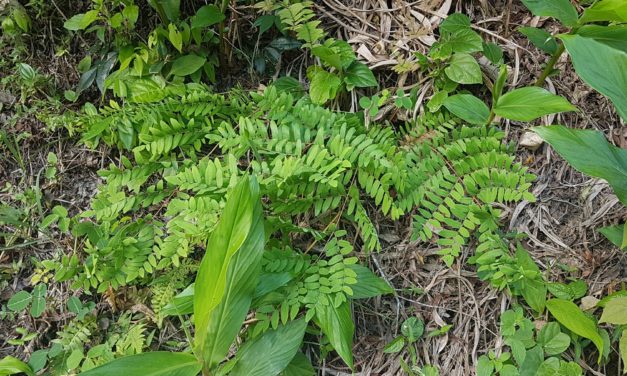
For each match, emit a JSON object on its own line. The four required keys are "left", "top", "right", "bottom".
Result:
{"left": 443, "top": 94, "right": 490, "bottom": 125}
{"left": 537, "top": 322, "right": 570, "bottom": 355}
{"left": 281, "top": 352, "right": 315, "bottom": 376}
{"left": 441, "top": 28, "right": 483, "bottom": 53}
{"left": 8, "top": 291, "right": 32, "bottom": 312}
{"left": 161, "top": 283, "right": 194, "bottom": 316}
{"left": 170, "top": 55, "right": 206, "bottom": 77}
{"left": 0, "top": 356, "right": 35, "bottom": 376}
{"left": 546, "top": 298, "right": 604, "bottom": 360}
{"left": 273, "top": 76, "right": 305, "bottom": 96}
{"left": 311, "top": 46, "right": 343, "bottom": 71}
{"left": 66, "top": 349, "right": 83, "bottom": 370}
{"left": 230, "top": 319, "right": 307, "bottom": 376}
{"left": 483, "top": 42, "right": 503, "bottom": 64}
{"left": 444, "top": 53, "right": 482, "bottom": 84}
{"left": 494, "top": 87, "right": 576, "bottom": 121}
{"left": 308, "top": 68, "right": 342, "bottom": 104}
{"left": 440, "top": 13, "right": 471, "bottom": 33}
{"left": 427, "top": 90, "right": 448, "bottom": 112}
{"left": 79, "top": 352, "right": 201, "bottom": 376}
{"left": 194, "top": 177, "right": 257, "bottom": 357}
{"left": 519, "top": 277, "right": 547, "bottom": 314}
{"left": 348, "top": 265, "right": 394, "bottom": 299}
{"left": 191, "top": 5, "right": 224, "bottom": 29}
{"left": 344, "top": 61, "right": 377, "bottom": 90}
{"left": 476, "top": 355, "right": 494, "bottom": 376}
{"left": 315, "top": 301, "right": 354, "bottom": 369}
{"left": 547, "top": 280, "right": 588, "bottom": 300}
{"left": 537, "top": 358, "right": 583, "bottom": 376}
{"left": 520, "top": 0, "right": 578, "bottom": 27}
{"left": 64, "top": 10, "right": 100, "bottom": 31}
{"left": 401, "top": 317, "right": 424, "bottom": 343}
{"left": 580, "top": 0, "right": 627, "bottom": 24}
{"left": 27, "top": 350, "right": 47, "bottom": 373}
{"left": 514, "top": 246, "right": 547, "bottom": 313}
{"left": 30, "top": 284, "right": 46, "bottom": 318}
{"left": 201, "top": 185, "right": 265, "bottom": 368}
{"left": 383, "top": 336, "right": 405, "bottom": 353}
{"left": 148, "top": 0, "right": 180, "bottom": 22}
{"left": 560, "top": 34, "right": 627, "bottom": 121}
{"left": 576, "top": 25, "right": 627, "bottom": 53}
{"left": 599, "top": 223, "right": 627, "bottom": 250}
{"left": 12, "top": 8, "right": 30, "bottom": 32}
{"left": 599, "top": 296, "right": 627, "bottom": 325}
{"left": 532, "top": 125, "right": 627, "bottom": 205}
{"left": 519, "top": 27, "right": 558, "bottom": 54}
{"left": 168, "top": 24, "right": 183, "bottom": 53}
{"left": 519, "top": 346, "right": 544, "bottom": 376}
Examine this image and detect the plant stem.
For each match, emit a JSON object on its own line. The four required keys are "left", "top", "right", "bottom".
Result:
{"left": 486, "top": 110, "right": 496, "bottom": 125}
{"left": 535, "top": 43, "right": 565, "bottom": 87}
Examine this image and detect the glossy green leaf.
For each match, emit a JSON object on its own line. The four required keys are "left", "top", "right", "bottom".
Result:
{"left": 533, "top": 125, "right": 627, "bottom": 205}
{"left": 546, "top": 298, "right": 604, "bottom": 360}
{"left": 308, "top": 68, "right": 342, "bottom": 104}
{"left": 401, "top": 317, "right": 424, "bottom": 343}
{"left": 7, "top": 291, "right": 32, "bottom": 312}
{"left": 600, "top": 296, "right": 627, "bottom": 325}
{"left": 79, "top": 352, "right": 201, "bottom": 376}
{"left": 230, "top": 319, "right": 307, "bottom": 376}
{"left": 537, "top": 322, "right": 570, "bottom": 355}
{"left": 560, "top": 34, "right": 627, "bottom": 121}
{"left": 443, "top": 94, "right": 490, "bottom": 125}
{"left": 27, "top": 350, "right": 47, "bottom": 373}
{"left": 599, "top": 223, "right": 627, "bottom": 250}
{"left": 280, "top": 352, "right": 315, "bottom": 376}
{"left": 576, "top": 25, "right": 627, "bottom": 53}
{"left": 494, "top": 87, "right": 576, "bottom": 121}
{"left": 441, "top": 29, "right": 483, "bottom": 53}
{"left": 170, "top": 55, "right": 206, "bottom": 77}
{"left": 191, "top": 5, "right": 224, "bottom": 29}
{"left": 519, "top": 27, "right": 558, "bottom": 54}
{"left": 273, "top": 76, "right": 305, "bottom": 96}
{"left": 162, "top": 284, "right": 194, "bottom": 316}
{"left": 344, "top": 61, "right": 377, "bottom": 90}
{"left": 0, "top": 356, "right": 35, "bottom": 376}
{"left": 483, "top": 42, "right": 503, "bottom": 64}
{"left": 519, "top": 346, "right": 544, "bottom": 376}
{"left": 30, "top": 284, "right": 46, "bottom": 318}
{"left": 580, "top": 0, "right": 627, "bottom": 24}
{"left": 520, "top": 0, "right": 578, "bottom": 27}
{"left": 194, "top": 177, "right": 258, "bottom": 359}
{"left": 348, "top": 265, "right": 394, "bottom": 299}
{"left": 476, "top": 355, "right": 494, "bottom": 376}
{"left": 444, "top": 53, "right": 482, "bottom": 84}
{"left": 383, "top": 336, "right": 405, "bottom": 353}
{"left": 148, "top": 0, "right": 180, "bottom": 22}
{"left": 12, "top": 8, "right": 30, "bottom": 32}
{"left": 201, "top": 182, "right": 265, "bottom": 368}
{"left": 315, "top": 301, "right": 354, "bottom": 369}
{"left": 439, "top": 13, "right": 471, "bottom": 33}
{"left": 64, "top": 10, "right": 100, "bottom": 31}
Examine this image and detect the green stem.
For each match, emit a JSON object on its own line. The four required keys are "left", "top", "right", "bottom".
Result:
{"left": 486, "top": 110, "right": 496, "bottom": 125}
{"left": 535, "top": 43, "right": 565, "bottom": 87}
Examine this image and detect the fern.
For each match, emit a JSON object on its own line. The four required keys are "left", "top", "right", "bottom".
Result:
{"left": 58, "top": 82, "right": 534, "bottom": 293}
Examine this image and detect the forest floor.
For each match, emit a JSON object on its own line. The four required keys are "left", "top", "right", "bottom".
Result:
{"left": 1, "top": 1, "right": 625, "bottom": 375}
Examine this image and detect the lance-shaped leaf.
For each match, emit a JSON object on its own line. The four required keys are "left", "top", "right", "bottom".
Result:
{"left": 560, "top": 34, "right": 627, "bottom": 121}
{"left": 533, "top": 125, "right": 627, "bottom": 205}
{"left": 315, "top": 301, "right": 355, "bottom": 369}
{"left": 0, "top": 356, "right": 35, "bottom": 376}
{"left": 494, "top": 87, "right": 576, "bottom": 121}
{"left": 193, "top": 176, "right": 258, "bottom": 358}
{"left": 78, "top": 352, "right": 201, "bottom": 376}
{"left": 230, "top": 319, "right": 307, "bottom": 376}
{"left": 201, "top": 189, "right": 265, "bottom": 367}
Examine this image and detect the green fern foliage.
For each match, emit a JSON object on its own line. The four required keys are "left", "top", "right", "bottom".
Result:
{"left": 57, "top": 82, "right": 534, "bottom": 292}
